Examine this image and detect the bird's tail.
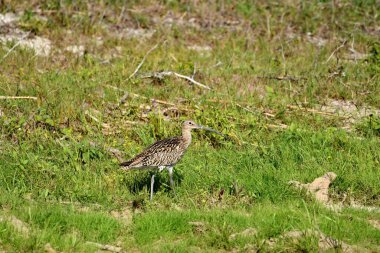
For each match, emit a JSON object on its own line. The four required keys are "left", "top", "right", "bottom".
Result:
{"left": 119, "top": 160, "right": 132, "bottom": 170}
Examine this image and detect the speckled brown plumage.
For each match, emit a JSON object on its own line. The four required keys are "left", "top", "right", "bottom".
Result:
{"left": 119, "top": 136, "right": 190, "bottom": 169}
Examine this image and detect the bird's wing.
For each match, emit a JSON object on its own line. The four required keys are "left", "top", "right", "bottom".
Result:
{"left": 120, "top": 136, "right": 183, "bottom": 168}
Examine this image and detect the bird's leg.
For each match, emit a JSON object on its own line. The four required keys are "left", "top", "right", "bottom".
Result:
{"left": 167, "top": 167, "right": 175, "bottom": 194}
{"left": 150, "top": 174, "right": 155, "bottom": 201}
{"left": 150, "top": 166, "right": 165, "bottom": 201}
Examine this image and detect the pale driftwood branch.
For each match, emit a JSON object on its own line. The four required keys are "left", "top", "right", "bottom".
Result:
{"left": 0, "top": 96, "right": 37, "bottom": 100}
{"left": 0, "top": 31, "right": 30, "bottom": 63}
{"left": 127, "top": 43, "right": 159, "bottom": 80}
{"left": 325, "top": 40, "right": 347, "bottom": 63}
{"left": 142, "top": 71, "right": 211, "bottom": 90}
{"left": 267, "top": 123, "right": 288, "bottom": 129}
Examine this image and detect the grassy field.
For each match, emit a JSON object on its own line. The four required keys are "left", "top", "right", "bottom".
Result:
{"left": 1, "top": 0, "right": 380, "bottom": 252}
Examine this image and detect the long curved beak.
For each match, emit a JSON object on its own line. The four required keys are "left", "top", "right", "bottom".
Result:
{"left": 197, "top": 124, "right": 226, "bottom": 137}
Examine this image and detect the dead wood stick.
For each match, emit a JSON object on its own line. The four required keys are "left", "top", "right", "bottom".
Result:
{"left": 267, "top": 123, "right": 288, "bottom": 129}
{"left": 0, "top": 96, "right": 37, "bottom": 100}
{"left": 142, "top": 71, "right": 211, "bottom": 90}
{"left": 127, "top": 43, "right": 159, "bottom": 80}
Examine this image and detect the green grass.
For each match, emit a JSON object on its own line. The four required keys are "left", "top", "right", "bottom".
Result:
{"left": 1, "top": 0, "right": 380, "bottom": 252}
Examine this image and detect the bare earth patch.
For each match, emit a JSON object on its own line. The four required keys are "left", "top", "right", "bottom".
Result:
{"left": 110, "top": 208, "right": 133, "bottom": 226}
{"left": 317, "top": 99, "right": 380, "bottom": 129}
{"left": 0, "top": 12, "right": 51, "bottom": 56}
{"left": 368, "top": 219, "right": 380, "bottom": 230}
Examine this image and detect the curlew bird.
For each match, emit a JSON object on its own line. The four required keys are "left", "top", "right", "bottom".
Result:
{"left": 120, "top": 120, "right": 224, "bottom": 201}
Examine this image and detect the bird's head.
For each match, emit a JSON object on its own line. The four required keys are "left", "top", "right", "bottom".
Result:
{"left": 182, "top": 120, "right": 202, "bottom": 130}
{"left": 182, "top": 120, "right": 225, "bottom": 136}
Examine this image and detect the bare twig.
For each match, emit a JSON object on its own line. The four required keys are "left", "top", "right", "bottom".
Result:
{"left": 0, "top": 96, "right": 37, "bottom": 100}
{"left": 267, "top": 123, "right": 288, "bottom": 129}
{"left": 127, "top": 43, "right": 159, "bottom": 80}
{"left": 325, "top": 40, "right": 347, "bottom": 63}
{"left": 142, "top": 71, "right": 211, "bottom": 90}
{"left": 0, "top": 31, "right": 30, "bottom": 63}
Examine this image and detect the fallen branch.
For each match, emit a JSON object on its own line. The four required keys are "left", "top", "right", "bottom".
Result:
{"left": 142, "top": 71, "right": 211, "bottom": 90}
{"left": 127, "top": 43, "right": 159, "bottom": 80}
{"left": 0, "top": 96, "right": 37, "bottom": 100}
{"left": 267, "top": 123, "right": 288, "bottom": 129}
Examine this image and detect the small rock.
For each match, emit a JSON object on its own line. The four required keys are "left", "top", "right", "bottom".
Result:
{"left": 289, "top": 172, "right": 337, "bottom": 204}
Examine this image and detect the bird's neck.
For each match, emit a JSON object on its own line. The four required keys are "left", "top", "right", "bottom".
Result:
{"left": 182, "top": 127, "right": 192, "bottom": 147}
